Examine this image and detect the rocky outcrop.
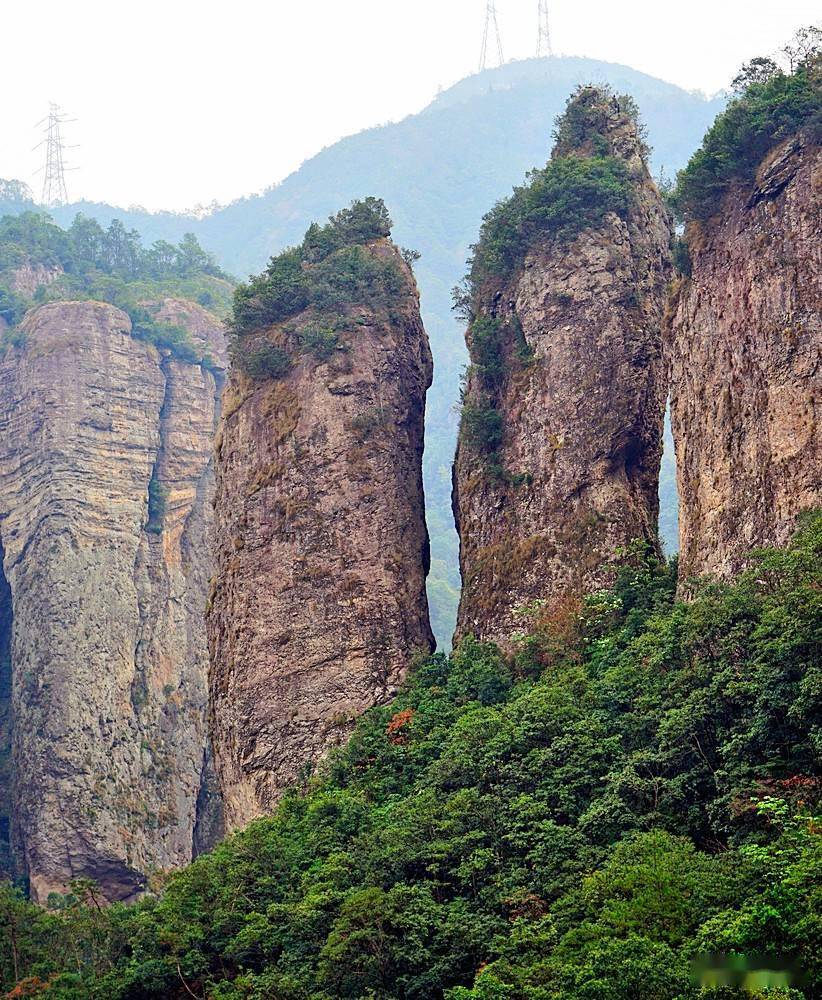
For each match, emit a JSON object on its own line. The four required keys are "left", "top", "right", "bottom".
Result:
{"left": 6, "top": 261, "right": 62, "bottom": 298}
{"left": 453, "top": 89, "right": 671, "bottom": 646}
{"left": 208, "top": 239, "right": 434, "bottom": 831}
{"left": 669, "top": 130, "right": 821, "bottom": 581}
{"left": 0, "top": 299, "right": 225, "bottom": 902}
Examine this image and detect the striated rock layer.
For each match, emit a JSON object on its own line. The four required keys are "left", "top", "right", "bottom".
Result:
{"left": 0, "top": 299, "right": 225, "bottom": 902}
{"left": 209, "top": 240, "right": 434, "bottom": 831}
{"left": 669, "top": 130, "right": 821, "bottom": 582}
{"left": 453, "top": 91, "right": 672, "bottom": 647}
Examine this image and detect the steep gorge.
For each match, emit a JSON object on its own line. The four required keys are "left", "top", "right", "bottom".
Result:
{"left": 208, "top": 219, "right": 434, "bottom": 831}
{"left": 0, "top": 298, "right": 225, "bottom": 902}
{"left": 453, "top": 88, "right": 671, "bottom": 646}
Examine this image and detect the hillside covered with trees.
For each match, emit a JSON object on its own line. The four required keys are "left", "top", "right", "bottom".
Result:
{"left": 0, "top": 36, "right": 819, "bottom": 999}
{"left": 0, "top": 212, "right": 232, "bottom": 366}
{"left": 0, "top": 514, "right": 818, "bottom": 998}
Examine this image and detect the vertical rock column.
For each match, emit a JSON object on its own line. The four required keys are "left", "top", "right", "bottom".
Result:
{"left": 0, "top": 300, "right": 225, "bottom": 902}
{"left": 453, "top": 88, "right": 672, "bottom": 647}
{"left": 669, "top": 131, "right": 821, "bottom": 581}
{"left": 208, "top": 240, "right": 434, "bottom": 831}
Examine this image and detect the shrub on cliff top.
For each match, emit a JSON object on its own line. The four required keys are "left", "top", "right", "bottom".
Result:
{"left": 552, "top": 84, "right": 649, "bottom": 160}
{"left": 236, "top": 341, "right": 292, "bottom": 381}
{"left": 0, "top": 212, "right": 232, "bottom": 366}
{"left": 468, "top": 155, "right": 631, "bottom": 290}
{"left": 673, "top": 45, "right": 821, "bottom": 221}
{"left": 229, "top": 196, "right": 404, "bottom": 342}
{"left": 461, "top": 85, "right": 644, "bottom": 298}
{"left": 463, "top": 88, "right": 640, "bottom": 299}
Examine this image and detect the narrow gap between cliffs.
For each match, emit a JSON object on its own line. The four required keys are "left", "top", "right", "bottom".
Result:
{"left": 659, "top": 400, "right": 680, "bottom": 557}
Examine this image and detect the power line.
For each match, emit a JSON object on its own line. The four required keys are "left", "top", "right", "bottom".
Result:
{"left": 479, "top": 2, "right": 504, "bottom": 72}
{"left": 537, "top": 1, "right": 553, "bottom": 57}
{"left": 35, "top": 103, "right": 74, "bottom": 207}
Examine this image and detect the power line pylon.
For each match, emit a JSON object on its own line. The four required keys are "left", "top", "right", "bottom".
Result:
{"left": 479, "top": 2, "right": 504, "bottom": 72}
{"left": 35, "top": 103, "right": 72, "bottom": 207}
{"left": 537, "top": 1, "right": 553, "bottom": 57}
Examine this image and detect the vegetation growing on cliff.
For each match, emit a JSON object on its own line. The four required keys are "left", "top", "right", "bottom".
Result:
{"left": 229, "top": 197, "right": 409, "bottom": 378}
{"left": 463, "top": 86, "right": 640, "bottom": 300}
{"left": 1, "top": 514, "right": 819, "bottom": 998}
{"left": 0, "top": 212, "right": 232, "bottom": 363}
{"left": 456, "top": 86, "right": 645, "bottom": 477}
{"left": 673, "top": 32, "right": 821, "bottom": 221}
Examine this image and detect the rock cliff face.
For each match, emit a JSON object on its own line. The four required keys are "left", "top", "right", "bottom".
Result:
{"left": 0, "top": 299, "right": 225, "bottom": 902}
{"left": 453, "top": 90, "right": 671, "bottom": 646}
{"left": 6, "top": 261, "right": 63, "bottom": 298}
{"left": 209, "top": 239, "right": 434, "bottom": 831}
{"left": 669, "top": 130, "right": 821, "bottom": 581}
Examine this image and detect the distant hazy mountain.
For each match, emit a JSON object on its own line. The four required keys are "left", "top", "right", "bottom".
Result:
{"left": 2, "top": 56, "right": 725, "bottom": 645}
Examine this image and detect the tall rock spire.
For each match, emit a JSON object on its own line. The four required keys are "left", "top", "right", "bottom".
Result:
{"left": 0, "top": 300, "right": 226, "bottom": 902}
{"left": 453, "top": 86, "right": 672, "bottom": 647}
{"left": 208, "top": 201, "right": 434, "bottom": 830}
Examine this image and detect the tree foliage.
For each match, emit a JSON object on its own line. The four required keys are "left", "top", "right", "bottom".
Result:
{"left": 0, "top": 212, "right": 232, "bottom": 364}
{"left": 464, "top": 86, "right": 640, "bottom": 298}
{"left": 230, "top": 197, "right": 403, "bottom": 341}
{"left": 0, "top": 514, "right": 819, "bottom": 998}
{"left": 673, "top": 44, "right": 821, "bottom": 221}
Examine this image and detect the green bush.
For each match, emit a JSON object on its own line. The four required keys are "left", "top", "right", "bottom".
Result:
{"left": 229, "top": 197, "right": 403, "bottom": 342}
{"left": 146, "top": 477, "right": 167, "bottom": 534}
{"left": 468, "top": 316, "right": 504, "bottom": 390}
{"left": 0, "top": 287, "right": 28, "bottom": 326}
{"left": 460, "top": 401, "right": 504, "bottom": 454}
{"left": 231, "top": 247, "right": 310, "bottom": 335}
{"left": 130, "top": 307, "right": 200, "bottom": 364}
{"left": 463, "top": 86, "right": 640, "bottom": 297}
{"left": 298, "top": 323, "right": 339, "bottom": 360}
{"left": 553, "top": 84, "right": 649, "bottom": 160}
{"left": 310, "top": 244, "right": 405, "bottom": 315}
{"left": 470, "top": 155, "right": 632, "bottom": 286}
{"left": 671, "top": 236, "right": 692, "bottom": 277}
{"left": 673, "top": 54, "right": 821, "bottom": 221}
{"left": 237, "top": 341, "right": 292, "bottom": 381}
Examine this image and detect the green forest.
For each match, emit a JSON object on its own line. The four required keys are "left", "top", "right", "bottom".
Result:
{"left": 0, "top": 515, "right": 818, "bottom": 998}
{"left": 0, "top": 213, "right": 232, "bottom": 365}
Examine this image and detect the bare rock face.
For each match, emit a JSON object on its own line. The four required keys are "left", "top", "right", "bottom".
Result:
{"left": 6, "top": 261, "right": 63, "bottom": 298}
{"left": 208, "top": 240, "right": 434, "bottom": 831}
{"left": 453, "top": 91, "right": 671, "bottom": 647}
{"left": 0, "top": 299, "right": 225, "bottom": 902}
{"left": 669, "top": 131, "right": 821, "bottom": 581}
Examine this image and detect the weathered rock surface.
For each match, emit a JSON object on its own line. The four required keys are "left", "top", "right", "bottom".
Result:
{"left": 453, "top": 93, "right": 671, "bottom": 646}
{"left": 208, "top": 240, "right": 434, "bottom": 831}
{"left": 669, "top": 130, "right": 821, "bottom": 581}
{"left": 0, "top": 299, "right": 225, "bottom": 901}
{"left": 6, "top": 261, "right": 63, "bottom": 298}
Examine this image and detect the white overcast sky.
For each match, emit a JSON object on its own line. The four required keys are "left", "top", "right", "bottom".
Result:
{"left": 1, "top": 0, "right": 817, "bottom": 211}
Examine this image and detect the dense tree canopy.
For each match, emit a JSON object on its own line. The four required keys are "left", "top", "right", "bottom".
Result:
{"left": 228, "top": 197, "right": 412, "bottom": 378}
{"left": 0, "top": 514, "right": 819, "bottom": 998}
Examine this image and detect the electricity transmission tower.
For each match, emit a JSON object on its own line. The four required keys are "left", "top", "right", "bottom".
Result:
{"left": 479, "top": 2, "right": 504, "bottom": 71}
{"left": 537, "top": 1, "right": 553, "bottom": 57}
{"left": 35, "top": 103, "right": 72, "bottom": 207}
